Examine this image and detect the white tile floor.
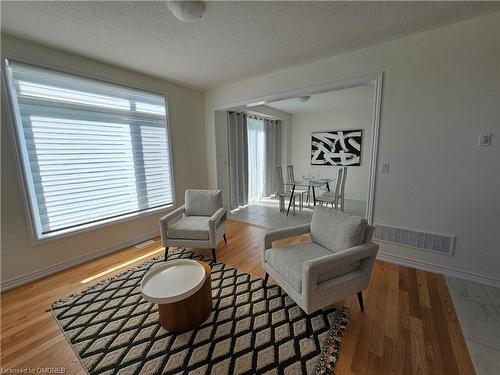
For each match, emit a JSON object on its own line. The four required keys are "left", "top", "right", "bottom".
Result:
{"left": 446, "top": 277, "right": 500, "bottom": 374}
{"left": 229, "top": 197, "right": 366, "bottom": 230}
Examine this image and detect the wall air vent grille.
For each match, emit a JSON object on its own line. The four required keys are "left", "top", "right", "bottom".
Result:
{"left": 373, "top": 224, "right": 455, "bottom": 256}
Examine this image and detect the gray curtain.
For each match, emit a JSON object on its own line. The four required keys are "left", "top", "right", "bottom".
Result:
{"left": 264, "top": 119, "right": 282, "bottom": 197}
{"left": 227, "top": 112, "right": 248, "bottom": 210}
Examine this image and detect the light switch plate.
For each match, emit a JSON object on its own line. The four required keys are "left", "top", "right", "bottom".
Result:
{"left": 478, "top": 133, "right": 493, "bottom": 146}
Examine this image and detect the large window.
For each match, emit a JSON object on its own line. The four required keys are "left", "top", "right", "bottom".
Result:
{"left": 3, "top": 60, "right": 174, "bottom": 241}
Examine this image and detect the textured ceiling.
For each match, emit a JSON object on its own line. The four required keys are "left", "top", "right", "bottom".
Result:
{"left": 264, "top": 84, "right": 374, "bottom": 114}
{"left": 2, "top": 1, "right": 499, "bottom": 90}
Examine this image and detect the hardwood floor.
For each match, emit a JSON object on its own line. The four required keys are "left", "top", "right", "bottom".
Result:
{"left": 0, "top": 220, "right": 475, "bottom": 374}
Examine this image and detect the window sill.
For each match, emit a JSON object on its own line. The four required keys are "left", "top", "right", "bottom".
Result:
{"left": 31, "top": 204, "right": 174, "bottom": 245}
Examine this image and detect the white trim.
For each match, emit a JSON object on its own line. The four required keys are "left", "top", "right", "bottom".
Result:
{"left": 213, "top": 72, "right": 381, "bottom": 111}
{"left": 213, "top": 71, "right": 384, "bottom": 224}
{"left": 32, "top": 205, "right": 172, "bottom": 245}
{"left": 377, "top": 250, "right": 500, "bottom": 288}
{"left": 366, "top": 73, "right": 383, "bottom": 224}
{"left": 1, "top": 54, "right": 169, "bottom": 97}
{"left": 0, "top": 230, "right": 160, "bottom": 292}
{"left": 2, "top": 59, "right": 42, "bottom": 240}
{"left": 164, "top": 95, "right": 177, "bottom": 212}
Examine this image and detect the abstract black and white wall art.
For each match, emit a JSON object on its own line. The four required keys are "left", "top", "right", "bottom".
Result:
{"left": 311, "top": 130, "right": 362, "bottom": 166}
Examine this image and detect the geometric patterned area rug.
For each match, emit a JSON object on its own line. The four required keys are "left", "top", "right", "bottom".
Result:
{"left": 51, "top": 249, "right": 349, "bottom": 375}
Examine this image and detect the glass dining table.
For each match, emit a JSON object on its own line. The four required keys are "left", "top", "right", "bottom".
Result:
{"left": 284, "top": 177, "right": 335, "bottom": 216}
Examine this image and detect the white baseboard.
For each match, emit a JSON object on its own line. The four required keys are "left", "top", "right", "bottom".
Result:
{"left": 3, "top": 235, "right": 497, "bottom": 292}
{"left": 0, "top": 230, "right": 161, "bottom": 292}
{"left": 377, "top": 251, "right": 500, "bottom": 288}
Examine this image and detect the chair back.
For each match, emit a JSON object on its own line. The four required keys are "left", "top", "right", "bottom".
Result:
{"left": 338, "top": 167, "right": 347, "bottom": 211}
{"left": 185, "top": 189, "right": 222, "bottom": 216}
{"left": 310, "top": 205, "right": 368, "bottom": 252}
{"left": 333, "top": 168, "right": 343, "bottom": 198}
{"left": 320, "top": 168, "right": 342, "bottom": 201}
{"left": 286, "top": 165, "right": 294, "bottom": 183}
{"left": 276, "top": 167, "right": 285, "bottom": 194}
{"left": 340, "top": 167, "right": 348, "bottom": 198}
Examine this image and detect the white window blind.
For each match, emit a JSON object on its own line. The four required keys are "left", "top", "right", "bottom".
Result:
{"left": 4, "top": 60, "right": 174, "bottom": 240}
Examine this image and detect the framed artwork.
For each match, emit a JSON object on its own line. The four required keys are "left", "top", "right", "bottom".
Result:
{"left": 311, "top": 130, "right": 362, "bottom": 166}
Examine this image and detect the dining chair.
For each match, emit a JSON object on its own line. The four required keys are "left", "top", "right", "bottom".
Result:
{"left": 338, "top": 166, "right": 347, "bottom": 211}
{"left": 277, "top": 167, "right": 302, "bottom": 213}
{"left": 316, "top": 167, "right": 347, "bottom": 211}
{"left": 286, "top": 165, "right": 309, "bottom": 206}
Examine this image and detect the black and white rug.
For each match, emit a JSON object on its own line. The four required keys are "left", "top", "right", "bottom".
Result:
{"left": 51, "top": 249, "right": 349, "bottom": 374}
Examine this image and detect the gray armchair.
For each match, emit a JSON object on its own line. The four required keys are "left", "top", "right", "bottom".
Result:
{"left": 262, "top": 206, "right": 378, "bottom": 335}
{"left": 160, "top": 189, "right": 227, "bottom": 262}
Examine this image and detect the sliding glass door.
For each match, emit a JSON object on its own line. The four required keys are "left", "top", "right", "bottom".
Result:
{"left": 227, "top": 112, "right": 281, "bottom": 209}
{"left": 247, "top": 116, "right": 266, "bottom": 204}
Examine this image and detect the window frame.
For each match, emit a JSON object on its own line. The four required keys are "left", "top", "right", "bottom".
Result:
{"left": 2, "top": 57, "right": 176, "bottom": 244}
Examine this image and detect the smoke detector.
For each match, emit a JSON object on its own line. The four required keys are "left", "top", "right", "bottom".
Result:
{"left": 168, "top": 1, "right": 204, "bottom": 22}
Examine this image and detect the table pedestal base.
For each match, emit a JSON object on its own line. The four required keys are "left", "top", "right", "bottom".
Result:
{"left": 157, "top": 262, "right": 212, "bottom": 332}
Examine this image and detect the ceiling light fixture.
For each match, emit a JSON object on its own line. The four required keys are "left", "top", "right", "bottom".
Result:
{"left": 297, "top": 96, "right": 311, "bottom": 102}
{"left": 167, "top": 1, "right": 204, "bottom": 22}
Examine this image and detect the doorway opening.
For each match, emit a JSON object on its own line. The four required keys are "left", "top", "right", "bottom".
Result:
{"left": 214, "top": 73, "right": 383, "bottom": 229}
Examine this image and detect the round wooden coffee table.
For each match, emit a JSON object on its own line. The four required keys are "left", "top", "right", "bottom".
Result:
{"left": 140, "top": 259, "right": 212, "bottom": 332}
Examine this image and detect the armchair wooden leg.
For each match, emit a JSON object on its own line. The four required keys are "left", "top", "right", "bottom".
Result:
{"left": 263, "top": 272, "right": 269, "bottom": 299}
{"left": 211, "top": 248, "right": 217, "bottom": 263}
{"left": 305, "top": 314, "right": 313, "bottom": 337}
{"left": 164, "top": 246, "right": 169, "bottom": 261}
{"left": 357, "top": 291, "right": 365, "bottom": 312}
{"left": 223, "top": 233, "right": 227, "bottom": 245}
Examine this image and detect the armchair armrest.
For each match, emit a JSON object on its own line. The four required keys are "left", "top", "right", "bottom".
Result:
{"left": 262, "top": 224, "right": 310, "bottom": 265}
{"left": 209, "top": 206, "right": 227, "bottom": 225}
{"left": 302, "top": 241, "right": 379, "bottom": 288}
{"left": 159, "top": 205, "right": 185, "bottom": 245}
{"left": 160, "top": 205, "right": 185, "bottom": 224}
{"left": 263, "top": 224, "right": 311, "bottom": 250}
{"left": 208, "top": 207, "right": 227, "bottom": 239}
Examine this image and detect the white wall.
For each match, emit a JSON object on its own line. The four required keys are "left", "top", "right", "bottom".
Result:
{"left": 204, "top": 12, "right": 500, "bottom": 285}
{"left": 214, "top": 110, "right": 230, "bottom": 206}
{"left": 290, "top": 101, "right": 374, "bottom": 202}
{"left": 1, "top": 35, "right": 207, "bottom": 287}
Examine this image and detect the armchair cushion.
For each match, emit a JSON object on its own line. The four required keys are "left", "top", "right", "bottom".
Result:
{"left": 310, "top": 206, "right": 367, "bottom": 253}
{"left": 167, "top": 216, "right": 210, "bottom": 240}
{"left": 185, "top": 189, "right": 222, "bottom": 217}
{"left": 265, "top": 241, "right": 358, "bottom": 292}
